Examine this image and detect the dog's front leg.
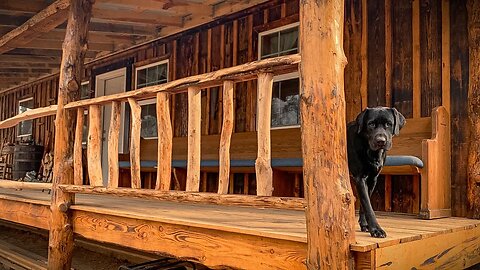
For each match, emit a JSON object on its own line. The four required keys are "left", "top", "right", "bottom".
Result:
{"left": 355, "top": 177, "right": 386, "bottom": 238}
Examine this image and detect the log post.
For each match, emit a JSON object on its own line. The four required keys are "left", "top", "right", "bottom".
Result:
{"left": 108, "top": 101, "right": 121, "bottom": 188}
{"left": 48, "top": 0, "right": 93, "bottom": 269}
{"left": 218, "top": 81, "right": 234, "bottom": 194}
{"left": 156, "top": 92, "right": 173, "bottom": 191}
{"left": 467, "top": 0, "right": 480, "bottom": 218}
{"left": 186, "top": 86, "right": 201, "bottom": 192}
{"left": 87, "top": 105, "right": 102, "bottom": 187}
{"left": 73, "top": 108, "right": 84, "bottom": 185}
{"left": 300, "top": 0, "right": 356, "bottom": 269}
{"left": 128, "top": 98, "right": 142, "bottom": 189}
{"left": 255, "top": 73, "right": 273, "bottom": 196}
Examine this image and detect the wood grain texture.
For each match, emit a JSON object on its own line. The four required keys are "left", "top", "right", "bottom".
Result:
{"left": 108, "top": 101, "right": 121, "bottom": 188}
{"left": 467, "top": 0, "right": 480, "bottom": 219}
{"left": 58, "top": 185, "right": 306, "bottom": 210}
{"left": 73, "top": 210, "right": 307, "bottom": 270}
{"left": 48, "top": 0, "right": 93, "bottom": 269}
{"left": 0, "top": 105, "right": 57, "bottom": 129}
{"left": 255, "top": 73, "right": 273, "bottom": 196}
{"left": 441, "top": 0, "right": 451, "bottom": 114}
{"left": 0, "top": 180, "right": 51, "bottom": 190}
{"left": 412, "top": 0, "right": 421, "bottom": 118}
{"left": 128, "top": 98, "right": 141, "bottom": 189}
{"left": 299, "top": 0, "right": 356, "bottom": 268}
{"left": 156, "top": 92, "right": 172, "bottom": 191}
{"left": 186, "top": 87, "right": 201, "bottom": 192}
{"left": 218, "top": 81, "right": 234, "bottom": 194}
{"left": 375, "top": 225, "right": 480, "bottom": 269}
{"left": 73, "top": 108, "right": 84, "bottom": 186}
{"left": 87, "top": 105, "right": 102, "bottom": 187}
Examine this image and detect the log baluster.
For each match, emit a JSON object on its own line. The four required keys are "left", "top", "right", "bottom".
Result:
{"left": 186, "top": 86, "right": 201, "bottom": 192}
{"left": 218, "top": 81, "right": 234, "bottom": 194}
{"left": 256, "top": 73, "right": 273, "bottom": 196}
{"left": 128, "top": 98, "right": 142, "bottom": 189}
{"left": 108, "top": 101, "right": 121, "bottom": 188}
{"left": 73, "top": 108, "right": 84, "bottom": 186}
{"left": 156, "top": 92, "right": 173, "bottom": 190}
{"left": 87, "top": 105, "right": 103, "bottom": 187}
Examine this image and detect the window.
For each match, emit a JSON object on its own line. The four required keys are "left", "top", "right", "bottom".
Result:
{"left": 17, "top": 97, "right": 34, "bottom": 137}
{"left": 259, "top": 23, "right": 300, "bottom": 128}
{"left": 135, "top": 60, "right": 169, "bottom": 139}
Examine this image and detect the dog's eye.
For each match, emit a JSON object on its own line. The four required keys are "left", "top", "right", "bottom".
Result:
{"left": 368, "top": 122, "right": 375, "bottom": 128}
{"left": 385, "top": 123, "right": 390, "bottom": 127}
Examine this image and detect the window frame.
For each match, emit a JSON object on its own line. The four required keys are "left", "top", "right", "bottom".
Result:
{"left": 257, "top": 22, "right": 300, "bottom": 60}
{"left": 134, "top": 59, "right": 169, "bottom": 139}
{"left": 17, "top": 97, "right": 35, "bottom": 138}
{"left": 258, "top": 23, "right": 300, "bottom": 130}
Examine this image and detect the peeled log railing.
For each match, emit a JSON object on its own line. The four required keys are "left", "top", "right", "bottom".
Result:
{"left": 0, "top": 54, "right": 302, "bottom": 209}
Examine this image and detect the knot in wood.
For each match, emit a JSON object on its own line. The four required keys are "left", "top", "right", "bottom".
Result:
{"left": 58, "top": 202, "right": 71, "bottom": 212}
{"left": 67, "top": 79, "right": 79, "bottom": 93}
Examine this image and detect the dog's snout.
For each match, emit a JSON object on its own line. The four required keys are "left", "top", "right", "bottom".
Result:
{"left": 375, "top": 136, "right": 387, "bottom": 146}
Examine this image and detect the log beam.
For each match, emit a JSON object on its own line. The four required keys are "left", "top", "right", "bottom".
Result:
{"left": 156, "top": 92, "right": 173, "bottom": 191}
{"left": 87, "top": 105, "right": 103, "bottom": 187}
{"left": 218, "top": 81, "right": 234, "bottom": 194}
{"left": 48, "top": 0, "right": 93, "bottom": 269}
{"left": 256, "top": 73, "right": 273, "bottom": 196}
{"left": 299, "top": 0, "right": 356, "bottom": 269}
{"left": 467, "top": 0, "right": 480, "bottom": 218}
{"left": 73, "top": 108, "right": 84, "bottom": 186}
{"left": 108, "top": 101, "right": 121, "bottom": 188}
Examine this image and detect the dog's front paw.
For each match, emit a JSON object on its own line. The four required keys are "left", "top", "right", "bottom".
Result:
{"left": 360, "top": 225, "right": 369, "bottom": 232}
{"left": 369, "top": 227, "right": 386, "bottom": 238}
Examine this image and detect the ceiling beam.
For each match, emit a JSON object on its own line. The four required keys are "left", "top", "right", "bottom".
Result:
{"left": 0, "top": 0, "right": 70, "bottom": 55}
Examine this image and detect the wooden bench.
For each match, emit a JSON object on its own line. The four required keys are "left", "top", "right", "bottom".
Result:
{"left": 381, "top": 106, "right": 451, "bottom": 219}
{"left": 125, "top": 107, "right": 450, "bottom": 218}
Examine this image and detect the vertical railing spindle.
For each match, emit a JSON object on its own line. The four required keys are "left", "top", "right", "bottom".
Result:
{"left": 73, "top": 108, "right": 84, "bottom": 185}
{"left": 156, "top": 92, "right": 173, "bottom": 191}
{"left": 218, "top": 81, "right": 234, "bottom": 194}
{"left": 256, "top": 73, "right": 273, "bottom": 196}
{"left": 87, "top": 105, "right": 103, "bottom": 187}
{"left": 186, "top": 86, "right": 201, "bottom": 192}
{"left": 108, "top": 101, "right": 121, "bottom": 188}
{"left": 128, "top": 98, "right": 142, "bottom": 189}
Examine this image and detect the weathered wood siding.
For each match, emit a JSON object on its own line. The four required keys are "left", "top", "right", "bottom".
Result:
{"left": 0, "top": 0, "right": 472, "bottom": 216}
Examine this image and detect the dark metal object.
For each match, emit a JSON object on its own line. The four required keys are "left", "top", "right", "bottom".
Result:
{"left": 12, "top": 144, "right": 43, "bottom": 180}
{"left": 119, "top": 258, "right": 197, "bottom": 270}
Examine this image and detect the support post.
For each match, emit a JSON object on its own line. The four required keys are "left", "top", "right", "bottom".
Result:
{"left": 218, "top": 81, "right": 234, "bottom": 194}
{"left": 108, "top": 101, "right": 121, "bottom": 188}
{"left": 299, "top": 0, "right": 356, "bottom": 269}
{"left": 48, "top": 0, "right": 93, "bottom": 269}
{"left": 467, "top": 0, "right": 480, "bottom": 218}
{"left": 73, "top": 108, "right": 84, "bottom": 185}
{"left": 87, "top": 105, "right": 102, "bottom": 187}
{"left": 128, "top": 98, "right": 142, "bottom": 189}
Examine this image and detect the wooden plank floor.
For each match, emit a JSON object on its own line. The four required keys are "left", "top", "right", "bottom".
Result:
{"left": 0, "top": 188, "right": 478, "bottom": 254}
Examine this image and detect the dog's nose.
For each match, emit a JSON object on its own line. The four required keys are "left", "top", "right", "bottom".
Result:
{"left": 376, "top": 136, "right": 387, "bottom": 147}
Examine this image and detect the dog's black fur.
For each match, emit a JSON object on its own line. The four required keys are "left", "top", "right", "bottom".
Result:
{"left": 347, "top": 107, "right": 406, "bottom": 238}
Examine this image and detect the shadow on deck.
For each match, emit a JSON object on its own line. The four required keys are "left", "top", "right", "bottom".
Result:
{"left": 0, "top": 188, "right": 478, "bottom": 269}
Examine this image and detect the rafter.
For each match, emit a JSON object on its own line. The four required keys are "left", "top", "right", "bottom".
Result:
{"left": 0, "top": 0, "right": 70, "bottom": 55}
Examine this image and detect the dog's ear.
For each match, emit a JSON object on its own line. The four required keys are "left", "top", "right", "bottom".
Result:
{"left": 356, "top": 108, "right": 369, "bottom": 134}
{"left": 390, "top": 107, "right": 406, "bottom": 135}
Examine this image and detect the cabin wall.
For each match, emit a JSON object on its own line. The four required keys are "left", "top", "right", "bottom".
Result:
{"left": 0, "top": 0, "right": 472, "bottom": 216}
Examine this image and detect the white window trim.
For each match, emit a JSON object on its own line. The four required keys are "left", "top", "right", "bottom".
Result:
{"left": 17, "top": 97, "right": 34, "bottom": 138}
{"left": 134, "top": 59, "right": 170, "bottom": 139}
{"left": 258, "top": 22, "right": 299, "bottom": 60}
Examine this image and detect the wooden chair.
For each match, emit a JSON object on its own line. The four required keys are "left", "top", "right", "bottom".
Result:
{"left": 0, "top": 142, "right": 14, "bottom": 180}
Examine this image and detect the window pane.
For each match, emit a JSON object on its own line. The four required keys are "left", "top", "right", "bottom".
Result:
{"left": 80, "top": 83, "right": 90, "bottom": 100}
{"left": 279, "top": 27, "right": 299, "bottom": 55}
{"left": 141, "top": 103, "right": 157, "bottom": 138}
{"left": 271, "top": 78, "right": 300, "bottom": 128}
{"left": 82, "top": 112, "right": 88, "bottom": 145}
{"left": 18, "top": 99, "right": 34, "bottom": 136}
{"left": 261, "top": 32, "right": 279, "bottom": 59}
{"left": 137, "top": 63, "right": 168, "bottom": 89}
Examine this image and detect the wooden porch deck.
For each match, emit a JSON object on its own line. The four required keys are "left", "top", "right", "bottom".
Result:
{"left": 0, "top": 188, "right": 478, "bottom": 269}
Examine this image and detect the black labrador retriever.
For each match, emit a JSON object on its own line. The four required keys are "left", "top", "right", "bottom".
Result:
{"left": 347, "top": 107, "right": 406, "bottom": 238}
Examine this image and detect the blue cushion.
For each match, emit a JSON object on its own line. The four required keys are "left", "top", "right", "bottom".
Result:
{"left": 119, "top": 156, "right": 423, "bottom": 169}
{"left": 385, "top": 155, "right": 424, "bottom": 168}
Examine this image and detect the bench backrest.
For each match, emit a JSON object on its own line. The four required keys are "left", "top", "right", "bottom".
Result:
{"left": 139, "top": 116, "right": 433, "bottom": 161}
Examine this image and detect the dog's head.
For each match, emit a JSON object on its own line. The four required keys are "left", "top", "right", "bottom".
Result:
{"left": 355, "top": 107, "right": 406, "bottom": 151}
